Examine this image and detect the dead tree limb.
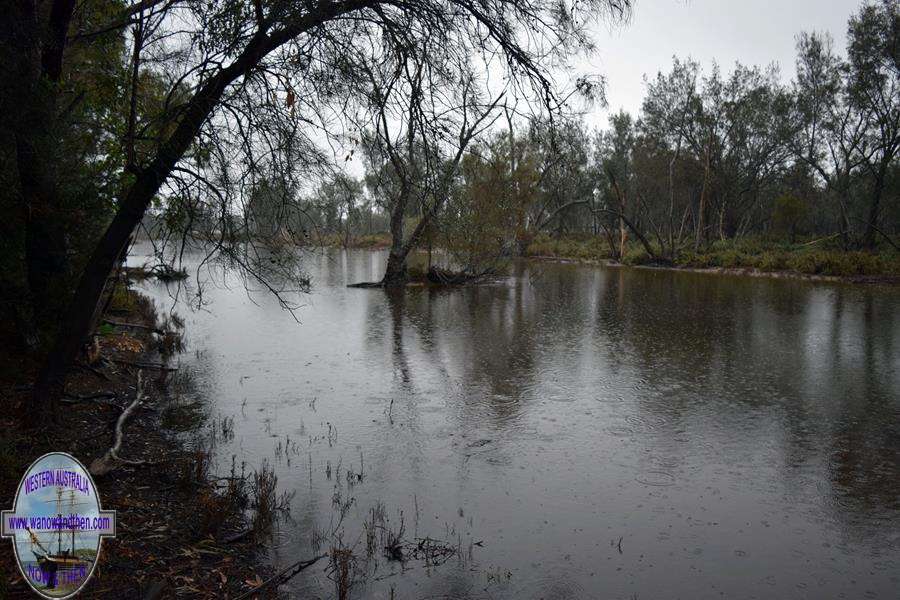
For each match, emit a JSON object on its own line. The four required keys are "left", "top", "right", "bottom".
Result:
{"left": 90, "top": 372, "right": 145, "bottom": 476}
{"left": 594, "top": 207, "right": 659, "bottom": 261}
{"left": 233, "top": 554, "right": 327, "bottom": 600}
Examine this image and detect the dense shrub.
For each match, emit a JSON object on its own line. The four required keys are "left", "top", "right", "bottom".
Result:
{"left": 522, "top": 234, "right": 900, "bottom": 278}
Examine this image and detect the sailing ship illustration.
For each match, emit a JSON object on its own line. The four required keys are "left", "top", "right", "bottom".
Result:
{"left": 24, "top": 488, "right": 92, "bottom": 591}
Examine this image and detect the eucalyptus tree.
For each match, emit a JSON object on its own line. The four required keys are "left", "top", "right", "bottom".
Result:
{"left": 640, "top": 57, "right": 701, "bottom": 256}
{"left": 847, "top": 0, "right": 899, "bottom": 248}
{"left": 716, "top": 63, "right": 792, "bottom": 238}
{"left": 527, "top": 117, "right": 597, "bottom": 237}
{"left": 473, "top": 116, "right": 597, "bottom": 255}
{"left": 356, "top": 45, "right": 505, "bottom": 285}
{"left": 311, "top": 173, "right": 364, "bottom": 246}
{"left": 246, "top": 178, "right": 300, "bottom": 243}
{"left": 595, "top": 110, "right": 636, "bottom": 258}
{"left": 442, "top": 136, "right": 522, "bottom": 270}
{"left": 791, "top": 31, "right": 876, "bottom": 247}
{"left": 792, "top": 32, "right": 860, "bottom": 245}
{"left": 17, "top": 0, "right": 633, "bottom": 410}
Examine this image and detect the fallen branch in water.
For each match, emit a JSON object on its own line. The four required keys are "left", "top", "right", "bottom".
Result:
{"left": 347, "top": 281, "right": 384, "bottom": 288}
{"left": 425, "top": 266, "right": 494, "bottom": 285}
{"left": 233, "top": 554, "right": 327, "bottom": 600}
{"left": 90, "top": 372, "right": 146, "bottom": 476}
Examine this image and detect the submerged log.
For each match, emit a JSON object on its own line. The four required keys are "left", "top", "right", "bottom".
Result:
{"left": 348, "top": 266, "right": 494, "bottom": 288}
{"left": 347, "top": 281, "right": 385, "bottom": 289}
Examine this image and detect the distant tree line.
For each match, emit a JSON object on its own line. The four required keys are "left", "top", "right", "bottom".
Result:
{"left": 288, "top": 1, "right": 897, "bottom": 266}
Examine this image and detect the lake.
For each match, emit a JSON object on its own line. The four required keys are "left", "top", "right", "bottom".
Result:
{"left": 134, "top": 246, "right": 900, "bottom": 599}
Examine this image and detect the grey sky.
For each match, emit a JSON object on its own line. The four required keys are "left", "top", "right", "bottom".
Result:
{"left": 580, "top": 0, "right": 862, "bottom": 127}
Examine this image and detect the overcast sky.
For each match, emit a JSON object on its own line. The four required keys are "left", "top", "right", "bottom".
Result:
{"left": 579, "top": 0, "right": 863, "bottom": 127}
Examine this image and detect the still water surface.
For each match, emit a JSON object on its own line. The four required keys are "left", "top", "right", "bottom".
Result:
{"left": 135, "top": 247, "right": 900, "bottom": 599}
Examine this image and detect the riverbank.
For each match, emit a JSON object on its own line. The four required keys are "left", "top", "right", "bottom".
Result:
{"left": 317, "top": 232, "right": 900, "bottom": 285}
{"left": 525, "top": 234, "right": 900, "bottom": 285}
{"left": 0, "top": 280, "right": 284, "bottom": 598}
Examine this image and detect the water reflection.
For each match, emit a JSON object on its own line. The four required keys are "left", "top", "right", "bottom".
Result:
{"left": 136, "top": 247, "right": 900, "bottom": 599}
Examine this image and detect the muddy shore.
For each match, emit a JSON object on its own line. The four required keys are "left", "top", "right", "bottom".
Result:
{"left": 0, "top": 284, "right": 285, "bottom": 599}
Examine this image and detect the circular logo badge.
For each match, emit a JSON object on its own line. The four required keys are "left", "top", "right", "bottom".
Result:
{"left": 2, "top": 452, "right": 116, "bottom": 598}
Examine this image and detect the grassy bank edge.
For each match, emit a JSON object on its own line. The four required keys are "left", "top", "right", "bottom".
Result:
{"left": 313, "top": 232, "right": 900, "bottom": 284}
{"left": 525, "top": 234, "right": 900, "bottom": 284}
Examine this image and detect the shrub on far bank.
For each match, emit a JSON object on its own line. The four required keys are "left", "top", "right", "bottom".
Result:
{"left": 678, "top": 243, "right": 898, "bottom": 277}
{"left": 526, "top": 233, "right": 611, "bottom": 261}
{"left": 784, "top": 250, "right": 892, "bottom": 277}
{"left": 524, "top": 233, "right": 900, "bottom": 278}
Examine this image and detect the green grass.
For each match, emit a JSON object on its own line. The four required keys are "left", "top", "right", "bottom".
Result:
{"left": 525, "top": 233, "right": 610, "bottom": 262}
{"left": 677, "top": 243, "right": 898, "bottom": 277}
{"left": 524, "top": 234, "right": 900, "bottom": 278}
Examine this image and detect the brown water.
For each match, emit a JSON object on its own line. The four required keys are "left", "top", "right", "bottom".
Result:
{"left": 135, "top": 246, "right": 900, "bottom": 599}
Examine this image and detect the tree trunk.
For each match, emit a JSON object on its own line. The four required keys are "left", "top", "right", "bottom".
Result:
{"left": 694, "top": 146, "right": 711, "bottom": 252}
{"left": 862, "top": 160, "right": 888, "bottom": 250}
{"left": 667, "top": 144, "right": 680, "bottom": 260}
{"left": 31, "top": 168, "right": 162, "bottom": 415}
{"left": 382, "top": 250, "right": 408, "bottom": 287}
{"left": 342, "top": 206, "right": 351, "bottom": 248}
{"left": 9, "top": 0, "right": 71, "bottom": 343}
{"left": 599, "top": 222, "right": 618, "bottom": 260}
{"left": 32, "top": 30, "right": 266, "bottom": 412}
{"left": 836, "top": 182, "right": 852, "bottom": 250}
{"left": 18, "top": 133, "right": 69, "bottom": 329}
{"left": 382, "top": 189, "right": 408, "bottom": 287}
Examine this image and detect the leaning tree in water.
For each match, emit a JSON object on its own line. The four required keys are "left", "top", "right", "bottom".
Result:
{"left": 355, "top": 44, "right": 506, "bottom": 286}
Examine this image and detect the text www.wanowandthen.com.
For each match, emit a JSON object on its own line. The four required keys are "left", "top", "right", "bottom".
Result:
{"left": 6, "top": 514, "right": 111, "bottom": 532}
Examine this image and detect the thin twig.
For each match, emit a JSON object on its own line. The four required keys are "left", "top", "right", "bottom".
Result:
{"left": 233, "top": 554, "right": 327, "bottom": 600}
